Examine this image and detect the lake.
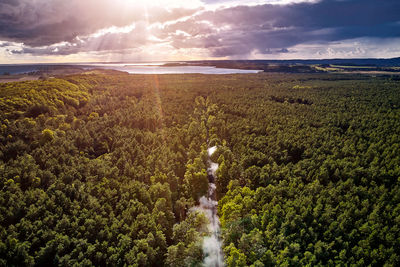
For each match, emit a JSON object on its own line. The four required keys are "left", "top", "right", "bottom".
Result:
{"left": 0, "top": 63, "right": 261, "bottom": 75}
{"left": 81, "top": 63, "right": 261, "bottom": 74}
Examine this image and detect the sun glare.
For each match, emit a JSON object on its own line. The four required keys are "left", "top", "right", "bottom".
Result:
{"left": 119, "top": 0, "right": 203, "bottom": 9}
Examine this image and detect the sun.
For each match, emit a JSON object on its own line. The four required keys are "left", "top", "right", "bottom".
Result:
{"left": 118, "top": 0, "right": 203, "bottom": 9}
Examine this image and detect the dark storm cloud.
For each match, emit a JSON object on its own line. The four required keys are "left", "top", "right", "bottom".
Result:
{"left": 198, "top": 0, "right": 400, "bottom": 28}
{"left": 0, "top": 0, "right": 199, "bottom": 47}
{"left": 10, "top": 23, "right": 151, "bottom": 56}
{"left": 0, "top": 0, "right": 130, "bottom": 46}
{"left": 167, "top": 0, "right": 400, "bottom": 56}
{"left": 1, "top": 0, "right": 400, "bottom": 57}
{"left": 0, "top": 0, "right": 19, "bottom": 6}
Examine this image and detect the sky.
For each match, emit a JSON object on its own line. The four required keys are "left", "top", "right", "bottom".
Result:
{"left": 0, "top": 0, "right": 399, "bottom": 63}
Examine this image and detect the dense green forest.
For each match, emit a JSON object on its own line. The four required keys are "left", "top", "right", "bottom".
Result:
{"left": 0, "top": 71, "right": 399, "bottom": 266}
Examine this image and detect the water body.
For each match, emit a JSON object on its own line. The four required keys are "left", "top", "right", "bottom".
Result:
{"left": 84, "top": 64, "right": 260, "bottom": 74}
{"left": 0, "top": 64, "right": 43, "bottom": 75}
{"left": 0, "top": 63, "right": 260, "bottom": 75}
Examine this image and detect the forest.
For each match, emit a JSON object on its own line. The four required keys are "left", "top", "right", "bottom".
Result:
{"left": 0, "top": 71, "right": 399, "bottom": 266}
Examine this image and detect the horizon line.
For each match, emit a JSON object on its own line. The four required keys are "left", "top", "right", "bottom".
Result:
{"left": 1, "top": 56, "right": 400, "bottom": 66}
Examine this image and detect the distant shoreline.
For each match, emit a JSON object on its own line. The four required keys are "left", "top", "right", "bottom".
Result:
{"left": 1, "top": 58, "right": 400, "bottom": 83}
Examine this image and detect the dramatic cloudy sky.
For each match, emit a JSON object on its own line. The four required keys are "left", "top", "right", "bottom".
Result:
{"left": 0, "top": 0, "right": 399, "bottom": 63}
